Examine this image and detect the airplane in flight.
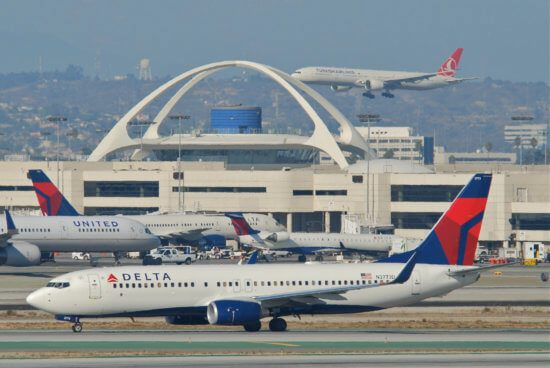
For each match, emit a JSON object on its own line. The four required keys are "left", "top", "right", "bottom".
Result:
{"left": 0, "top": 210, "right": 159, "bottom": 267}
{"left": 27, "top": 169, "right": 285, "bottom": 248}
{"left": 291, "top": 48, "right": 476, "bottom": 98}
{"left": 27, "top": 174, "right": 500, "bottom": 333}
{"left": 225, "top": 212, "right": 416, "bottom": 261}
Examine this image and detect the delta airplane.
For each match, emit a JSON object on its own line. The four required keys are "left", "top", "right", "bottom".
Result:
{"left": 27, "top": 174, "right": 500, "bottom": 333}
{"left": 291, "top": 48, "right": 476, "bottom": 98}
{"left": 225, "top": 212, "right": 414, "bottom": 261}
{"left": 28, "top": 169, "right": 284, "bottom": 247}
{"left": 0, "top": 210, "right": 159, "bottom": 267}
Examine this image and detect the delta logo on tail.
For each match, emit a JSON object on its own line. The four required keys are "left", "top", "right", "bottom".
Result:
{"left": 225, "top": 212, "right": 259, "bottom": 236}
{"left": 27, "top": 170, "right": 80, "bottom": 216}
{"left": 437, "top": 48, "right": 463, "bottom": 77}
{"left": 380, "top": 173, "right": 491, "bottom": 266}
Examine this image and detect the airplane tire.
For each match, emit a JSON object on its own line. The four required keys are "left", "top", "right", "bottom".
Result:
{"left": 269, "top": 318, "right": 287, "bottom": 332}
{"left": 298, "top": 255, "right": 307, "bottom": 263}
{"left": 72, "top": 323, "right": 83, "bottom": 333}
{"left": 243, "top": 320, "right": 262, "bottom": 332}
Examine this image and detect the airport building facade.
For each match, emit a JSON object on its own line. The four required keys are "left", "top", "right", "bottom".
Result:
{"left": 0, "top": 161, "right": 548, "bottom": 249}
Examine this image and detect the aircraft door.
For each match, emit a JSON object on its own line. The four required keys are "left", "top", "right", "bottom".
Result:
{"left": 411, "top": 270, "right": 421, "bottom": 295}
{"left": 88, "top": 274, "right": 102, "bottom": 299}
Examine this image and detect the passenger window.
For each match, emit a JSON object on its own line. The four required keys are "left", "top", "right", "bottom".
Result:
{"left": 178, "top": 282, "right": 182, "bottom": 287}
{"left": 164, "top": 283, "right": 168, "bottom": 288}
{"left": 204, "top": 282, "right": 208, "bottom": 287}
{"left": 332, "top": 281, "right": 335, "bottom": 285}
{"left": 298, "top": 281, "right": 302, "bottom": 286}
{"left": 184, "top": 282, "right": 188, "bottom": 287}
{"left": 261, "top": 281, "right": 265, "bottom": 286}
{"left": 267, "top": 281, "right": 271, "bottom": 286}
{"left": 223, "top": 282, "right": 227, "bottom": 287}
{"left": 191, "top": 282, "right": 195, "bottom": 287}
{"left": 151, "top": 283, "right": 154, "bottom": 288}
{"left": 113, "top": 284, "right": 117, "bottom": 289}
{"left": 274, "top": 281, "right": 278, "bottom": 286}
{"left": 325, "top": 281, "right": 329, "bottom": 285}
{"left": 132, "top": 283, "right": 136, "bottom": 288}
{"left": 171, "top": 282, "right": 175, "bottom": 287}
{"left": 157, "top": 283, "right": 161, "bottom": 287}
{"left": 126, "top": 284, "right": 130, "bottom": 288}
{"left": 292, "top": 281, "right": 296, "bottom": 286}
{"left": 338, "top": 281, "right": 342, "bottom": 285}
{"left": 119, "top": 283, "right": 123, "bottom": 288}
{"left": 217, "top": 282, "right": 221, "bottom": 287}
{"left": 229, "top": 282, "right": 233, "bottom": 287}
{"left": 305, "top": 281, "right": 308, "bottom": 286}
{"left": 144, "top": 283, "right": 148, "bottom": 288}
{"left": 286, "top": 281, "right": 290, "bottom": 286}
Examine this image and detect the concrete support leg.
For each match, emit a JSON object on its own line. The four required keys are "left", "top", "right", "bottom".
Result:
{"left": 324, "top": 212, "right": 330, "bottom": 233}
{"left": 286, "top": 213, "right": 293, "bottom": 232}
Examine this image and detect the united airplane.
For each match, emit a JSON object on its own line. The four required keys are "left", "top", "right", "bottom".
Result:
{"left": 292, "top": 48, "right": 476, "bottom": 98}
{"left": 28, "top": 169, "right": 284, "bottom": 247}
{"left": 27, "top": 174, "right": 496, "bottom": 333}
{"left": 0, "top": 210, "right": 159, "bottom": 267}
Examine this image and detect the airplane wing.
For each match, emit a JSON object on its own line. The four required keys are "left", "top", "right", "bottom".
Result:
{"left": 255, "top": 252, "right": 417, "bottom": 309}
{"left": 381, "top": 73, "right": 438, "bottom": 87}
{"left": 158, "top": 228, "right": 211, "bottom": 242}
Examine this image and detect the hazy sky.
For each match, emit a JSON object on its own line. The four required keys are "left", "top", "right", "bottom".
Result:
{"left": 1, "top": 0, "right": 548, "bottom": 82}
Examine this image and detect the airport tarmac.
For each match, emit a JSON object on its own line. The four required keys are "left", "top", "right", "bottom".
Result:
{"left": 1, "top": 353, "right": 549, "bottom": 368}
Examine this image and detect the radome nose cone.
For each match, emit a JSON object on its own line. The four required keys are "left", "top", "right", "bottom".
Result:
{"left": 26, "top": 289, "right": 43, "bottom": 309}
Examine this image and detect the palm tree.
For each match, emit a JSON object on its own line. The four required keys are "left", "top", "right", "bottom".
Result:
{"left": 514, "top": 136, "right": 522, "bottom": 164}
{"left": 530, "top": 137, "right": 538, "bottom": 164}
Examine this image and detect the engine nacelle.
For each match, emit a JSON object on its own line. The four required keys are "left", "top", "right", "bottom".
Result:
{"left": 330, "top": 85, "right": 352, "bottom": 92}
{"left": 0, "top": 242, "right": 41, "bottom": 267}
{"left": 207, "top": 299, "right": 261, "bottom": 325}
{"left": 266, "top": 231, "right": 290, "bottom": 243}
{"left": 165, "top": 315, "right": 209, "bottom": 325}
{"left": 364, "top": 79, "right": 384, "bottom": 91}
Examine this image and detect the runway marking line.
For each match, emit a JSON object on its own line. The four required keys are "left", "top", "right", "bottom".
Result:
{"left": 248, "top": 341, "right": 300, "bottom": 347}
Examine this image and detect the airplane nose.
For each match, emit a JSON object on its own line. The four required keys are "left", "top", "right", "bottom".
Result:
{"left": 26, "top": 288, "right": 47, "bottom": 310}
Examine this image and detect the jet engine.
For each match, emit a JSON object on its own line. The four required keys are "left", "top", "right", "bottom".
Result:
{"left": 330, "top": 85, "right": 352, "bottom": 92}
{"left": 0, "top": 242, "right": 41, "bottom": 267}
{"left": 266, "top": 232, "right": 290, "bottom": 243}
{"left": 364, "top": 79, "right": 384, "bottom": 91}
{"left": 206, "top": 299, "right": 262, "bottom": 325}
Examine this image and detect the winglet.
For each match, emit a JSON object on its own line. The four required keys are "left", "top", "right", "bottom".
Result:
{"left": 225, "top": 212, "right": 260, "bottom": 235}
{"left": 392, "top": 251, "right": 418, "bottom": 284}
{"left": 5, "top": 210, "right": 18, "bottom": 236}
{"left": 246, "top": 251, "right": 258, "bottom": 264}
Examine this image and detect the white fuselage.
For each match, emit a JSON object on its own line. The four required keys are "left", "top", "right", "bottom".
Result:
{"left": 1, "top": 215, "right": 159, "bottom": 252}
{"left": 128, "top": 213, "right": 285, "bottom": 241}
{"left": 26, "top": 263, "right": 479, "bottom": 318}
{"left": 292, "top": 67, "right": 461, "bottom": 91}
{"left": 239, "top": 232, "right": 397, "bottom": 254}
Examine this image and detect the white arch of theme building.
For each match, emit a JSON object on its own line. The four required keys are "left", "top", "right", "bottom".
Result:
{"left": 88, "top": 60, "right": 373, "bottom": 168}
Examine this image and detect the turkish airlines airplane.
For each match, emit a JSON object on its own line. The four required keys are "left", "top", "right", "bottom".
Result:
{"left": 27, "top": 174, "right": 501, "bottom": 333}
{"left": 225, "top": 212, "right": 412, "bottom": 261}
{"left": 291, "top": 48, "right": 476, "bottom": 98}
{"left": 27, "top": 169, "right": 285, "bottom": 247}
{"left": 0, "top": 210, "right": 159, "bottom": 267}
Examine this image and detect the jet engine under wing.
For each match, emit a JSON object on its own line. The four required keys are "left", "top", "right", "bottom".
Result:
{"left": 256, "top": 252, "right": 417, "bottom": 309}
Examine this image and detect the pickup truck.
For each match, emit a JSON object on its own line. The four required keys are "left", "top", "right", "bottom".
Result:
{"left": 143, "top": 247, "right": 196, "bottom": 265}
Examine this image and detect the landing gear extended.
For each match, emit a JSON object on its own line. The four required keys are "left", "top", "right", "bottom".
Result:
{"left": 72, "top": 322, "right": 83, "bottom": 333}
{"left": 362, "top": 91, "right": 375, "bottom": 99}
{"left": 268, "top": 317, "right": 287, "bottom": 332}
{"left": 381, "top": 91, "right": 395, "bottom": 98}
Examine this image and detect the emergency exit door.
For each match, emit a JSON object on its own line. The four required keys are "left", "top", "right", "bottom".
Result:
{"left": 88, "top": 274, "right": 102, "bottom": 299}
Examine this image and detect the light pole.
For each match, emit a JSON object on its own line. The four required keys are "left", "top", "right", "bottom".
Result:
{"left": 169, "top": 114, "right": 191, "bottom": 212}
{"left": 357, "top": 114, "right": 381, "bottom": 226}
{"left": 47, "top": 116, "right": 67, "bottom": 188}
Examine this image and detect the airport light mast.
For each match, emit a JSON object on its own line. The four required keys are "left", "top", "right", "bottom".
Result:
{"left": 46, "top": 116, "right": 67, "bottom": 189}
{"left": 358, "top": 114, "right": 381, "bottom": 227}
{"left": 169, "top": 114, "right": 191, "bottom": 212}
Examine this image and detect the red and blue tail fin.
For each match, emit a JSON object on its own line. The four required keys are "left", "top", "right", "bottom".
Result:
{"left": 27, "top": 170, "right": 81, "bottom": 216}
{"left": 380, "top": 173, "right": 492, "bottom": 266}
{"left": 225, "top": 212, "right": 260, "bottom": 235}
{"left": 437, "top": 47, "right": 463, "bottom": 77}
{"left": 4, "top": 210, "right": 18, "bottom": 236}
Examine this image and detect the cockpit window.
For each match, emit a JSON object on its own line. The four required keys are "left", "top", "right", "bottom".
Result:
{"left": 145, "top": 228, "right": 152, "bottom": 234}
{"left": 46, "top": 282, "right": 70, "bottom": 288}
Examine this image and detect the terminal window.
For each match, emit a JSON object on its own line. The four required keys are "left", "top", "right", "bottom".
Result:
{"left": 0, "top": 185, "right": 35, "bottom": 191}
{"left": 315, "top": 190, "right": 347, "bottom": 196}
{"left": 391, "top": 185, "right": 463, "bottom": 202}
{"left": 511, "top": 213, "right": 550, "bottom": 231}
{"left": 84, "top": 181, "right": 159, "bottom": 197}
{"left": 181, "top": 186, "right": 266, "bottom": 193}
{"left": 293, "top": 190, "right": 313, "bottom": 196}
{"left": 391, "top": 212, "right": 443, "bottom": 229}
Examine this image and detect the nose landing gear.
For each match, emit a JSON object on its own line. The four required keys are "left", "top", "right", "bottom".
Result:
{"left": 71, "top": 322, "right": 83, "bottom": 333}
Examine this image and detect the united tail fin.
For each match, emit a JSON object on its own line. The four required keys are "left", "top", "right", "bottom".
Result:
{"left": 437, "top": 48, "right": 463, "bottom": 77}
{"left": 379, "top": 173, "right": 492, "bottom": 266}
{"left": 27, "top": 169, "right": 81, "bottom": 216}
{"left": 225, "top": 213, "right": 260, "bottom": 235}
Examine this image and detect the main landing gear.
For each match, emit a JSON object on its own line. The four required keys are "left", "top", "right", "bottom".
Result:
{"left": 362, "top": 91, "right": 375, "bottom": 99}
{"left": 113, "top": 251, "right": 122, "bottom": 266}
{"left": 71, "top": 322, "right": 83, "bottom": 333}
{"left": 243, "top": 320, "right": 262, "bottom": 332}
{"left": 381, "top": 91, "right": 395, "bottom": 98}
{"left": 268, "top": 317, "right": 287, "bottom": 332}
